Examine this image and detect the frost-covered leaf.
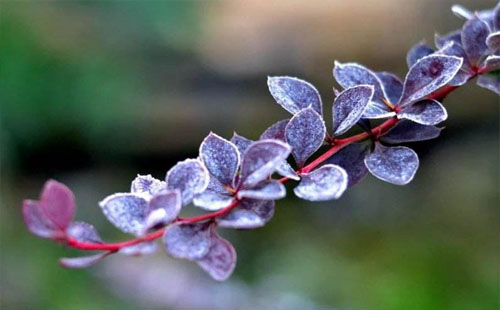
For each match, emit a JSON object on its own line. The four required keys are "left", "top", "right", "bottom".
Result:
{"left": 376, "top": 72, "right": 404, "bottom": 104}
{"left": 237, "top": 180, "right": 286, "bottom": 200}
{"left": 276, "top": 161, "right": 300, "bottom": 180}
{"left": 260, "top": 119, "right": 289, "bottom": 141}
{"left": 166, "top": 159, "right": 209, "bottom": 205}
{"left": 462, "top": 16, "right": 491, "bottom": 66}
{"left": 294, "top": 164, "right": 347, "bottom": 201}
{"left": 60, "top": 252, "right": 110, "bottom": 269}
{"left": 362, "top": 102, "right": 395, "bottom": 119}
{"left": 451, "top": 4, "right": 474, "bottom": 20}
{"left": 477, "top": 71, "right": 500, "bottom": 95}
{"left": 285, "top": 107, "right": 325, "bottom": 167}
{"left": 163, "top": 222, "right": 213, "bottom": 260}
{"left": 399, "top": 55, "right": 463, "bottom": 105}
{"left": 381, "top": 120, "right": 442, "bottom": 143}
{"left": 332, "top": 85, "right": 374, "bottom": 135}
{"left": 217, "top": 200, "right": 274, "bottom": 229}
{"left": 40, "top": 180, "right": 75, "bottom": 230}
{"left": 200, "top": 133, "right": 240, "bottom": 187}
{"left": 364, "top": 143, "right": 419, "bottom": 185}
{"left": 406, "top": 42, "right": 435, "bottom": 68}
{"left": 22, "top": 200, "right": 62, "bottom": 239}
{"left": 398, "top": 99, "right": 448, "bottom": 125}
{"left": 435, "top": 41, "right": 474, "bottom": 86}
{"left": 325, "top": 144, "right": 369, "bottom": 187}
{"left": 239, "top": 140, "right": 291, "bottom": 188}
{"left": 67, "top": 222, "right": 102, "bottom": 244}
{"left": 143, "top": 190, "right": 182, "bottom": 232}
{"left": 130, "top": 175, "right": 165, "bottom": 198}
{"left": 486, "top": 31, "right": 500, "bottom": 51}
{"left": 483, "top": 55, "right": 500, "bottom": 72}
{"left": 267, "top": 76, "right": 323, "bottom": 115}
{"left": 435, "top": 30, "right": 462, "bottom": 49}
{"left": 230, "top": 132, "right": 253, "bottom": 154}
{"left": 193, "top": 189, "right": 234, "bottom": 211}
{"left": 119, "top": 242, "right": 157, "bottom": 256}
{"left": 99, "top": 193, "right": 148, "bottom": 236}
{"left": 196, "top": 231, "right": 236, "bottom": 281}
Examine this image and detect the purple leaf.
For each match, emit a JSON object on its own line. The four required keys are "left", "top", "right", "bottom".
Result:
{"left": 166, "top": 159, "right": 209, "bottom": 205}
{"left": 451, "top": 4, "right": 474, "bottom": 20}
{"left": 143, "top": 190, "right": 182, "bottom": 232}
{"left": 60, "top": 252, "right": 110, "bottom": 269}
{"left": 239, "top": 140, "right": 291, "bottom": 188}
{"left": 333, "top": 61, "right": 390, "bottom": 111}
{"left": 67, "top": 222, "right": 102, "bottom": 244}
{"left": 260, "top": 119, "right": 289, "bottom": 141}
{"left": 483, "top": 55, "right": 500, "bottom": 72}
{"left": 364, "top": 143, "right": 419, "bottom": 185}
{"left": 362, "top": 102, "right": 395, "bottom": 119}
{"left": 163, "top": 222, "right": 213, "bottom": 260}
{"left": 276, "top": 161, "right": 300, "bottom": 180}
{"left": 332, "top": 85, "right": 374, "bottom": 135}
{"left": 40, "top": 180, "right": 75, "bottom": 230}
{"left": 398, "top": 99, "right": 448, "bottom": 125}
{"left": 435, "top": 41, "right": 474, "bottom": 86}
{"left": 406, "top": 42, "right": 435, "bottom": 68}
{"left": 462, "top": 16, "right": 491, "bottom": 66}
{"left": 196, "top": 231, "right": 236, "bottom": 281}
{"left": 130, "top": 175, "right": 165, "bottom": 198}
{"left": 381, "top": 120, "right": 442, "bottom": 143}
{"left": 230, "top": 132, "right": 253, "bottom": 155}
{"left": 486, "top": 31, "right": 500, "bottom": 51}
{"left": 193, "top": 190, "right": 234, "bottom": 211}
{"left": 399, "top": 55, "right": 463, "bottom": 105}
{"left": 237, "top": 180, "right": 286, "bottom": 200}
{"left": 294, "top": 164, "right": 348, "bottom": 201}
{"left": 22, "top": 200, "right": 62, "bottom": 239}
{"left": 285, "top": 107, "right": 325, "bottom": 168}
{"left": 376, "top": 72, "right": 404, "bottom": 105}
{"left": 435, "top": 30, "right": 462, "bottom": 49}
{"left": 217, "top": 200, "right": 274, "bottom": 229}
{"left": 200, "top": 133, "right": 240, "bottom": 187}
{"left": 119, "top": 242, "right": 158, "bottom": 256}
{"left": 267, "top": 76, "right": 323, "bottom": 115}
{"left": 99, "top": 193, "right": 148, "bottom": 236}
{"left": 325, "top": 143, "right": 369, "bottom": 187}
{"left": 477, "top": 72, "right": 500, "bottom": 95}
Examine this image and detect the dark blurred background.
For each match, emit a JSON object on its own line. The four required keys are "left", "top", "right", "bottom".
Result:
{"left": 1, "top": 1, "right": 498, "bottom": 309}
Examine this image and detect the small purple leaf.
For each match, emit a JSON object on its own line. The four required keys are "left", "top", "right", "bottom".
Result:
{"left": 435, "top": 30, "right": 462, "bottom": 49}
{"left": 237, "top": 180, "right": 286, "bottom": 200}
{"left": 200, "top": 133, "right": 240, "bottom": 187}
{"left": 477, "top": 72, "right": 500, "bottom": 95}
{"left": 294, "top": 164, "right": 348, "bottom": 201}
{"left": 163, "top": 222, "right": 213, "bottom": 260}
{"left": 276, "top": 161, "right": 300, "bottom": 180}
{"left": 239, "top": 140, "right": 291, "bottom": 188}
{"left": 131, "top": 175, "right": 165, "bottom": 198}
{"left": 483, "top": 55, "right": 500, "bottom": 72}
{"left": 60, "top": 252, "right": 110, "bottom": 269}
{"left": 22, "top": 200, "right": 62, "bottom": 239}
{"left": 462, "top": 16, "right": 491, "bottom": 66}
{"left": 325, "top": 143, "right": 369, "bottom": 187}
{"left": 451, "top": 4, "right": 474, "bottom": 20}
{"left": 364, "top": 143, "right": 419, "bottom": 185}
{"left": 486, "top": 31, "right": 500, "bottom": 51}
{"left": 119, "top": 242, "right": 158, "bottom": 256}
{"left": 40, "top": 180, "right": 75, "bottom": 230}
{"left": 217, "top": 200, "right": 274, "bottom": 229}
{"left": 99, "top": 193, "right": 148, "bottom": 236}
{"left": 67, "top": 222, "right": 102, "bottom": 244}
{"left": 230, "top": 132, "right": 253, "bottom": 155}
{"left": 193, "top": 190, "right": 234, "bottom": 211}
{"left": 285, "top": 107, "right": 325, "bottom": 168}
{"left": 362, "top": 103, "right": 395, "bottom": 119}
{"left": 260, "top": 119, "right": 289, "bottom": 141}
{"left": 381, "top": 120, "right": 442, "bottom": 144}
{"left": 267, "top": 76, "right": 323, "bottom": 115}
{"left": 406, "top": 42, "right": 435, "bottom": 68}
{"left": 332, "top": 85, "right": 374, "bottom": 135}
{"left": 398, "top": 99, "right": 448, "bottom": 125}
{"left": 376, "top": 71, "right": 404, "bottom": 105}
{"left": 143, "top": 190, "right": 182, "bottom": 232}
{"left": 196, "top": 231, "right": 236, "bottom": 281}
{"left": 166, "top": 159, "right": 209, "bottom": 205}
{"left": 399, "top": 55, "right": 463, "bottom": 105}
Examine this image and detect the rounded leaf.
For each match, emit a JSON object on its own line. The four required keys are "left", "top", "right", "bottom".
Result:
{"left": 294, "top": 164, "right": 348, "bottom": 201}
{"left": 40, "top": 180, "right": 75, "bottom": 230}
{"left": 267, "top": 76, "right": 323, "bottom": 115}
{"left": 462, "top": 16, "right": 491, "bottom": 65}
{"left": 67, "top": 222, "right": 102, "bottom": 244}
{"left": 200, "top": 133, "right": 240, "bottom": 187}
{"left": 130, "top": 175, "right": 166, "bottom": 198}
{"left": 166, "top": 159, "right": 210, "bottom": 205}
{"left": 237, "top": 180, "right": 286, "bottom": 200}
{"left": 99, "top": 193, "right": 148, "bottom": 236}
{"left": 230, "top": 132, "right": 253, "bottom": 155}
{"left": 217, "top": 200, "right": 275, "bottom": 229}
{"left": 406, "top": 42, "right": 435, "bottom": 68}
{"left": 398, "top": 99, "right": 448, "bottom": 125}
{"left": 381, "top": 120, "right": 442, "bottom": 144}
{"left": 260, "top": 119, "right": 289, "bottom": 141}
{"left": 22, "top": 200, "right": 62, "bottom": 239}
{"left": 325, "top": 143, "right": 369, "bottom": 187}
{"left": 376, "top": 72, "right": 404, "bottom": 105}
{"left": 163, "top": 222, "right": 213, "bottom": 260}
{"left": 332, "top": 85, "right": 374, "bottom": 135}
{"left": 143, "top": 190, "right": 182, "bottom": 232}
{"left": 196, "top": 231, "right": 237, "bottom": 281}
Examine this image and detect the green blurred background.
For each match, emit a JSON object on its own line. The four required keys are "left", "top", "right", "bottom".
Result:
{"left": 1, "top": 1, "right": 498, "bottom": 309}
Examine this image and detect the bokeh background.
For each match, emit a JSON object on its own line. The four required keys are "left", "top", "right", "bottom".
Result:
{"left": 1, "top": 1, "right": 498, "bottom": 309}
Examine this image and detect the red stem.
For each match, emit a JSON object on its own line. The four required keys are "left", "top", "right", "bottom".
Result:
{"left": 65, "top": 76, "right": 472, "bottom": 252}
